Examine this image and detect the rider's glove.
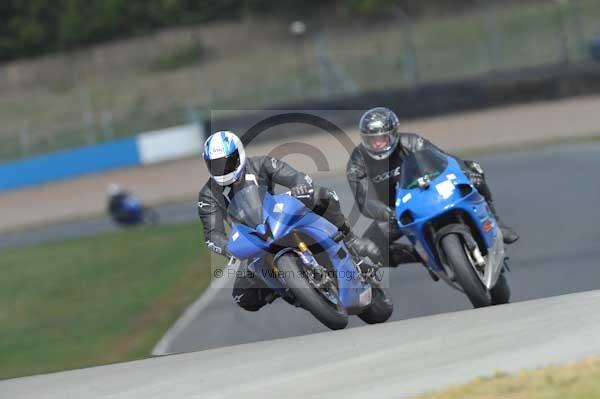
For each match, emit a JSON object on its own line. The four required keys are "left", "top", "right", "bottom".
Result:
{"left": 291, "top": 184, "right": 315, "bottom": 208}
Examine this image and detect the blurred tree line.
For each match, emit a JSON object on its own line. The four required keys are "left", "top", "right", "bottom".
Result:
{"left": 0, "top": 0, "right": 480, "bottom": 61}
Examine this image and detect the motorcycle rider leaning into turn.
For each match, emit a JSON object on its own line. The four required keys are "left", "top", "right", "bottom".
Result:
{"left": 346, "top": 107, "right": 519, "bottom": 269}
{"left": 198, "top": 130, "right": 380, "bottom": 312}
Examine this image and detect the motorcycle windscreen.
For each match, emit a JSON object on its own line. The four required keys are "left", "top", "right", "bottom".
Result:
{"left": 227, "top": 185, "right": 267, "bottom": 229}
{"left": 399, "top": 149, "right": 449, "bottom": 190}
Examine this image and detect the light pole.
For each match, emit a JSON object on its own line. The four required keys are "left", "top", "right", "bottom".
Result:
{"left": 289, "top": 20, "right": 308, "bottom": 99}
{"left": 394, "top": 6, "right": 419, "bottom": 87}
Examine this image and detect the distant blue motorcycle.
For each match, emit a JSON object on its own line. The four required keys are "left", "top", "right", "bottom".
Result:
{"left": 226, "top": 184, "right": 393, "bottom": 330}
{"left": 108, "top": 192, "right": 159, "bottom": 227}
{"left": 395, "top": 149, "right": 511, "bottom": 308}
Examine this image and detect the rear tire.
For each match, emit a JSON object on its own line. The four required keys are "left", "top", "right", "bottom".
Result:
{"left": 358, "top": 277, "right": 393, "bottom": 324}
{"left": 490, "top": 273, "right": 511, "bottom": 305}
{"left": 276, "top": 254, "right": 348, "bottom": 330}
{"left": 440, "top": 234, "right": 491, "bottom": 308}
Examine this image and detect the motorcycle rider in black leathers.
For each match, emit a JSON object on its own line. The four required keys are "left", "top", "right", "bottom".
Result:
{"left": 346, "top": 107, "right": 519, "bottom": 268}
{"left": 198, "top": 130, "right": 379, "bottom": 312}
{"left": 106, "top": 183, "right": 140, "bottom": 225}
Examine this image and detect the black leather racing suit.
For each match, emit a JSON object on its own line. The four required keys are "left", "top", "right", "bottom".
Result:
{"left": 198, "top": 155, "right": 346, "bottom": 311}
{"left": 346, "top": 133, "right": 496, "bottom": 267}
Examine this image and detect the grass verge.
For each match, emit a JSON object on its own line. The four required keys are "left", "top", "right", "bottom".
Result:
{"left": 416, "top": 357, "right": 600, "bottom": 399}
{"left": 0, "top": 221, "right": 217, "bottom": 380}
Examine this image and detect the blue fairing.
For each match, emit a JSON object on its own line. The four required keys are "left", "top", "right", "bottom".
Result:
{"left": 265, "top": 194, "right": 310, "bottom": 240}
{"left": 395, "top": 155, "right": 500, "bottom": 271}
{"left": 227, "top": 223, "right": 271, "bottom": 259}
{"left": 227, "top": 189, "right": 370, "bottom": 312}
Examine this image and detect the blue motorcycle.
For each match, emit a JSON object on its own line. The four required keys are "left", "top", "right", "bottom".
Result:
{"left": 111, "top": 195, "right": 159, "bottom": 226}
{"left": 395, "top": 149, "right": 511, "bottom": 308}
{"left": 226, "top": 184, "right": 393, "bottom": 330}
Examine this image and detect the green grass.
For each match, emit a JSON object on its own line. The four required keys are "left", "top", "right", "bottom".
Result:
{"left": 416, "top": 357, "right": 600, "bottom": 399}
{"left": 0, "top": 221, "right": 218, "bottom": 380}
{"left": 149, "top": 37, "right": 210, "bottom": 71}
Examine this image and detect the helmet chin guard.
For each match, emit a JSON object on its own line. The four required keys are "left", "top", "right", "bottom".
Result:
{"left": 211, "top": 164, "right": 245, "bottom": 186}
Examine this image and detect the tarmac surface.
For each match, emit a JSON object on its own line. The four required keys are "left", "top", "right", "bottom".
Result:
{"left": 4, "top": 143, "right": 594, "bottom": 355}
{"left": 152, "top": 142, "right": 600, "bottom": 354}
{"left": 4, "top": 289, "right": 600, "bottom": 399}
{"left": 3, "top": 142, "right": 600, "bottom": 398}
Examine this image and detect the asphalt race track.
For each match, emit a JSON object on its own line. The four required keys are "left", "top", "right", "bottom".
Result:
{"left": 3, "top": 142, "right": 600, "bottom": 357}
{"left": 0, "top": 201, "right": 195, "bottom": 250}
{"left": 154, "top": 142, "right": 600, "bottom": 354}
{"left": 4, "top": 290, "right": 600, "bottom": 399}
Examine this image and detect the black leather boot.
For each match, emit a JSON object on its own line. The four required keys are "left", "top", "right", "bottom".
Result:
{"left": 487, "top": 201, "right": 519, "bottom": 244}
{"left": 337, "top": 223, "right": 382, "bottom": 265}
{"left": 389, "top": 242, "right": 421, "bottom": 267}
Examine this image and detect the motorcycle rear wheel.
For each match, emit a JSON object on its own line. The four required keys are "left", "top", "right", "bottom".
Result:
{"left": 358, "top": 276, "right": 393, "bottom": 324}
{"left": 277, "top": 253, "right": 348, "bottom": 330}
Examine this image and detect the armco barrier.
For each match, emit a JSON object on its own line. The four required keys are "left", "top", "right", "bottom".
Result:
{"left": 0, "top": 124, "right": 204, "bottom": 192}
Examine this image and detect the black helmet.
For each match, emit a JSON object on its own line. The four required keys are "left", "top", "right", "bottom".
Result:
{"left": 359, "top": 107, "right": 400, "bottom": 160}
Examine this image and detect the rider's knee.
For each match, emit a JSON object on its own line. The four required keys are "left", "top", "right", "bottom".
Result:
{"left": 232, "top": 275, "right": 271, "bottom": 312}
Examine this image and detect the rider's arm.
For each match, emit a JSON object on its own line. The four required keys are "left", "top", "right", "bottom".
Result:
{"left": 400, "top": 132, "right": 486, "bottom": 182}
{"left": 346, "top": 149, "right": 392, "bottom": 222}
{"left": 398, "top": 132, "right": 447, "bottom": 154}
{"left": 261, "top": 156, "right": 312, "bottom": 188}
{"left": 197, "top": 189, "right": 229, "bottom": 257}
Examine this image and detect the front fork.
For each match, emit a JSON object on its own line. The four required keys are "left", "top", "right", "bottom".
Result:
{"left": 290, "top": 233, "right": 368, "bottom": 287}
{"left": 271, "top": 233, "right": 335, "bottom": 290}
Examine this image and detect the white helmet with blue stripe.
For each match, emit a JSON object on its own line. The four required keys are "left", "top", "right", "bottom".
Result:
{"left": 203, "top": 130, "right": 246, "bottom": 186}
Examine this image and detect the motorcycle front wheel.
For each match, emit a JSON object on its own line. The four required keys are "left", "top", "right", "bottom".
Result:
{"left": 440, "top": 233, "right": 491, "bottom": 308}
{"left": 490, "top": 273, "right": 511, "bottom": 305}
{"left": 277, "top": 253, "right": 348, "bottom": 330}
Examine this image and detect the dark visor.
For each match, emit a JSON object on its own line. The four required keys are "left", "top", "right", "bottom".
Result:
{"left": 206, "top": 150, "right": 240, "bottom": 176}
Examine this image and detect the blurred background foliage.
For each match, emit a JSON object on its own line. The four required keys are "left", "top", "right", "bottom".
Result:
{"left": 1, "top": 0, "right": 485, "bottom": 61}
{"left": 0, "top": 0, "right": 598, "bottom": 162}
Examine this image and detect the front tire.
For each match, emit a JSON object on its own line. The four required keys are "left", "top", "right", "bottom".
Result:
{"left": 277, "top": 254, "right": 348, "bottom": 330}
{"left": 358, "top": 277, "right": 393, "bottom": 324}
{"left": 440, "top": 234, "right": 491, "bottom": 308}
